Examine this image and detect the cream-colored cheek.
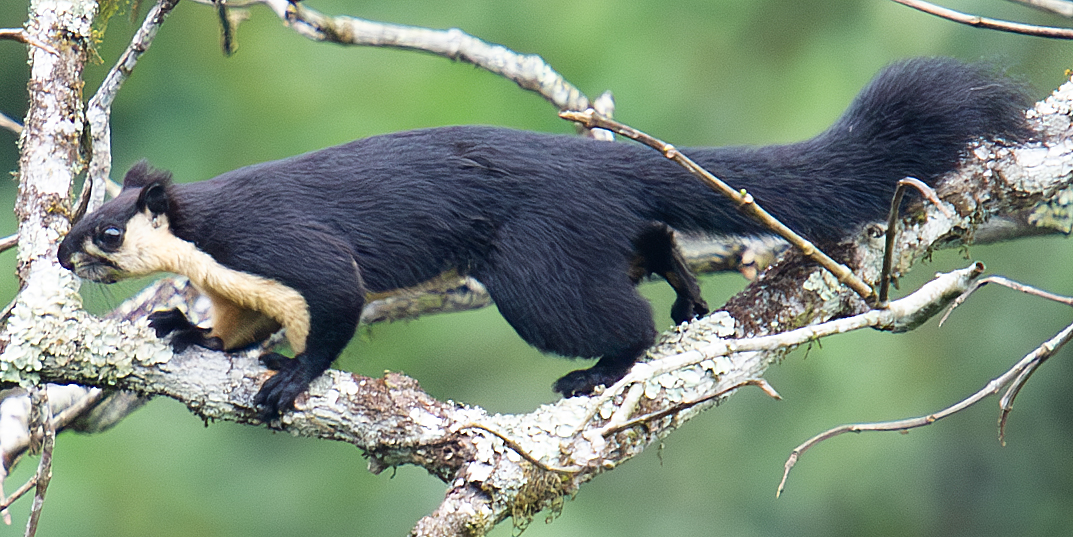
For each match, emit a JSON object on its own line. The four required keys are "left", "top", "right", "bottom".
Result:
{"left": 103, "top": 209, "right": 313, "bottom": 351}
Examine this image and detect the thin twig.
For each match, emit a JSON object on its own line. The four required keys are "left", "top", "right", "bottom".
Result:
{"left": 777, "top": 320, "right": 1073, "bottom": 497}
{"left": 878, "top": 177, "right": 952, "bottom": 305}
{"left": 0, "top": 234, "right": 17, "bottom": 254}
{"left": 936, "top": 276, "right": 1073, "bottom": 443}
{"left": 0, "top": 476, "right": 37, "bottom": 521}
{"left": 457, "top": 424, "right": 584, "bottom": 474}
{"left": 0, "top": 29, "right": 23, "bottom": 41}
{"left": 599, "top": 379, "right": 781, "bottom": 437}
{"left": 69, "top": 177, "right": 92, "bottom": 225}
{"left": 940, "top": 275, "right": 1073, "bottom": 327}
{"left": 0, "top": 29, "right": 58, "bottom": 54}
{"left": 560, "top": 109, "right": 875, "bottom": 300}
{"left": 0, "top": 112, "right": 22, "bottom": 136}
{"left": 891, "top": 0, "right": 1073, "bottom": 38}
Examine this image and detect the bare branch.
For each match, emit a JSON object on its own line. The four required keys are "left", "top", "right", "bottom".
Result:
{"left": 778, "top": 318, "right": 1073, "bottom": 497}
{"left": 194, "top": 0, "right": 611, "bottom": 138}
{"left": 891, "top": 0, "right": 1073, "bottom": 38}
{"left": 0, "top": 113, "right": 22, "bottom": 136}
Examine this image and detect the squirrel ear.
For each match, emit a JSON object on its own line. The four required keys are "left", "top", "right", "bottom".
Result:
{"left": 122, "top": 160, "right": 174, "bottom": 190}
{"left": 137, "top": 182, "right": 170, "bottom": 216}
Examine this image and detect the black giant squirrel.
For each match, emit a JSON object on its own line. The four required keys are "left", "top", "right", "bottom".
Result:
{"left": 58, "top": 58, "right": 1032, "bottom": 419}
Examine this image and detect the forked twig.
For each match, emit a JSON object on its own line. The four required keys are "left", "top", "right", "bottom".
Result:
{"left": 560, "top": 109, "right": 875, "bottom": 300}
{"left": 598, "top": 379, "right": 781, "bottom": 438}
{"left": 940, "top": 276, "right": 1073, "bottom": 444}
{"left": 780, "top": 277, "right": 1073, "bottom": 497}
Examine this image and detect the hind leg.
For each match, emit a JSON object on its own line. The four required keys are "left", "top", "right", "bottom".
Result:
{"left": 551, "top": 339, "right": 652, "bottom": 397}
{"left": 630, "top": 223, "right": 708, "bottom": 325}
{"left": 473, "top": 221, "right": 657, "bottom": 396}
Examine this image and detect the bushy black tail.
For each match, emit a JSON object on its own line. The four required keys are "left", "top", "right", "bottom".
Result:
{"left": 649, "top": 57, "right": 1032, "bottom": 242}
{"left": 810, "top": 57, "right": 1031, "bottom": 181}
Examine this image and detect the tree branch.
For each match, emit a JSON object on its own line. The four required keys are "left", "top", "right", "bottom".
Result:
{"left": 193, "top": 0, "right": 615, "bottom": 138}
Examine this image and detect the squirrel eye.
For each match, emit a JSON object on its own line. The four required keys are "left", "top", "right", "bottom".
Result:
{"left": 95, "top": 226, "right": 124, "bottom": 251}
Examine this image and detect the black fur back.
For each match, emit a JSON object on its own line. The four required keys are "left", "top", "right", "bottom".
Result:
{"left": 160, "top": 58, "right": 1028, "bottom": 358}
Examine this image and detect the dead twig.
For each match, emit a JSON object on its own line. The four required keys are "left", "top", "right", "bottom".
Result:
{"left": 0, "top": 234, "right": 17, "bottom": 255}
{"left": 0, "top": 29, "right": 58, "bottom": 54}
{"left": 85, "top": 0, "right": 181, "bottom": 212}
{"left": 0, "top": 113, "right": 22, "bottom": 136}
{"left": 779, "top": 278, "right": 1073, "bottom": 497}
{"left": 598, "top": 379, "right": 781, "bottom": 438}
{"left": 878, "top": 177, "right": 952, "bottom": 306}
{"left": 939, "top": 276, "right": 1073, "bottom": 443}
{"left": 0, "top": 476, "right": 37, "bottom": 524}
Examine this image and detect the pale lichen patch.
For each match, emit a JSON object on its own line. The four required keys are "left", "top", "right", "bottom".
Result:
{"left": 1, "top": 264, "right": 171, "bottom": 385}
{"left": 803, "top": 268, "right": 844, "bottom": 308}
{"left": 1028, "top": 185, "right": 1073, "bottom": 234}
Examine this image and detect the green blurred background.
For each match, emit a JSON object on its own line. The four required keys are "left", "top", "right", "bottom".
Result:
{"left": 2, "top": 0, "right": 1073, "bottom": 535}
